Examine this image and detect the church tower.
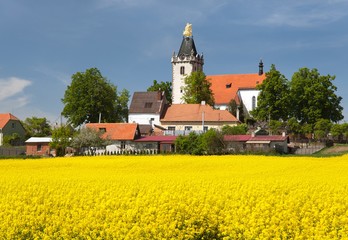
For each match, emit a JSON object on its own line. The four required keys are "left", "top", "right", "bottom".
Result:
{"left": 171, "top": 23, "right": 204, "bottom": 104}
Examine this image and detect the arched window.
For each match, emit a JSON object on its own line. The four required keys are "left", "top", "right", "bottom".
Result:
{"left": 252, "top": 96, "right": 256, "bottom": 110}
{"left": 180, "top": 66, "right": 185, "bottom": 75}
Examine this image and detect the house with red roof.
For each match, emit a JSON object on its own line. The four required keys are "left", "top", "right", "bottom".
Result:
{"left": 0, "top": 113, "right": 26, "bottom": 146}
{"left": 134, "top": 135, "right": 177, "bottom": 153}
{"left": 224, "top": 133, "right": 290, "bottom": 153}
{"left": 160, "top": 103, "right": 239, "bottom": 135}
{"left": 207, "top": 68, "right": 266, "bottom": 118}
{"left": 128, "top": 91, "right": 168, "bottom": 136}
{"left": 85, "top": 123, "right": 141, "bottom": 153}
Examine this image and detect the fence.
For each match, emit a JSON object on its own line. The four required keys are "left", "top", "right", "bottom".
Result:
{"left": 0, "top": 147, "right": 26, "bottom": 156}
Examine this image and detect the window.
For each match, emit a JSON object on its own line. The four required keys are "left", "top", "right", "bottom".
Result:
{"left": 12, "top": 123, "right": 15, "bottom": 128}
{"left": 252, "top": 96, "right": 256, "bottom": 110}
{"left": 184, "top": 126, "right": 192, "bottom": 131}
{"left": 121, "top": 141, "right": 126, "bottom": 150}
{"left": 226, "top": 83, "right": 232, "bottom": 88}
{"left": 37, "top": 144, "right": 42, "bottom": 152}
{"left": 99, "top": 128, "right": 106, "bottom": 133}
{"left": 145, "top": 102, "right": 153, "bottom": 108}
{"left": 168, "top": 126, "right": 176, "bottom": 131}
{"left": 180, "top": 66, "right": 185, "bottom": 75}
{"left": 203, "top": 126, "right": 208, "bottom": 132}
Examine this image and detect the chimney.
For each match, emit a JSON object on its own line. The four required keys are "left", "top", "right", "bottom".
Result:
{"left": 258, "top": 59, "right": 264, "bottom": 75}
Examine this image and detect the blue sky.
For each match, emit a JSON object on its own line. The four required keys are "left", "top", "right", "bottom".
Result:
{"left": 1, "top": 0, "right": 348, "bottom": 124}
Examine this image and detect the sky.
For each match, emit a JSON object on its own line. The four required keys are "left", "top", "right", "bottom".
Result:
{"left": 1, "top": 0, "right": 348, "bottom": 124}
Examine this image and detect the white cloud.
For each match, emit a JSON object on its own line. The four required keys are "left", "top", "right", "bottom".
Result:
{"left": 0, "top": 77, "right": 32, "bottom": 102}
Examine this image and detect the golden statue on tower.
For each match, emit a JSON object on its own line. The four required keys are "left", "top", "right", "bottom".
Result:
{"left": 183, "top": 23, "right": 192, "bottom": 37}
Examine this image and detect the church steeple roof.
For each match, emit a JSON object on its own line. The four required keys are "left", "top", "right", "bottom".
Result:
{"left": 178, "top": 36, "right": 198, "bottom": 57}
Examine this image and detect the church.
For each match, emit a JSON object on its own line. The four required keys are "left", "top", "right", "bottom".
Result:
{"left": 171, "top": 23, "right": 266, "bottom": 120}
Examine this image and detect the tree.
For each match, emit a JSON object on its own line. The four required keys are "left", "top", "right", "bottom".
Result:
{"left": 221, "top": 124, "right": 248, "bottom": 135}
{"left": 147, "top": 80, "right": 172, "bottom": 104}
{"left": 62, "top": 68, "right": 129, "bottom": 127}
{"left": 22, "top": 117, "right": 52, "bottom": 138}
{"left": 182, "top": 71, "right": 214, "bottom": 106}
{"left": 115, "top": 89, "right": 130, "bottom": 123}
{"left": 252, "top": 64, "right": 290, "bottom": 121}
{"left": 228, "top": 99, "right": 245, "bottom": 122}
{"left": 50, "top": 125, "right": 74, "bottom": 156}
{"left": 200, "top": 129, "right": 225, "bottom": 154}
{"left": 290, "top": 68, "right": 343, "bottom": 125}
{"left": 313, "top": 118, "right": 332, "bottom": 141}
{"left": 71, "top": 127, "right": 109, "bottom": 152}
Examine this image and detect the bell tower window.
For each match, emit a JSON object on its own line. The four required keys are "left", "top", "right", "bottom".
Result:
{"left": 180, "top": 66, "right": 185, "bottom": 75}
{"left": 252, "top": 96, "right": 256, "bottom": 110}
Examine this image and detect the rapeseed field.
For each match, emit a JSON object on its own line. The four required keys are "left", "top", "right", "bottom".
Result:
{"left": 0, "top": 155, "right": 348, "bottom": 239}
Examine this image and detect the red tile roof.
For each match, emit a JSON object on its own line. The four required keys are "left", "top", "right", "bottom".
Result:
{"left": 207, "top": 73, "right": 266, "bottom": 105}
{"left": 223, "top": 135, "right": 252, "bottom": 142}
{"left": 224, "top": 134, "right": 289, "bottom": 142}
{"left": 134, "top": 136, "right": 177, "bottom": 143}
{"left": 0, "top": 113, "right": 20, "bottom": 128}
{"left": 161, "top": 104, "right": 238, "bottom": 123}
{"left": 86, "top": 123, "right": 139, "bottom": 140}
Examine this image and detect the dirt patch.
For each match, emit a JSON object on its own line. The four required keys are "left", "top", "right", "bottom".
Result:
{"left": 319, "top": 145, "right": 348, "bottom": 154}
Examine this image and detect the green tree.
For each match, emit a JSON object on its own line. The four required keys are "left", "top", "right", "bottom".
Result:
{"left": 227, "top": 99, "right": 245, "bottom": 122}
{"left": 252, "top": 64, "right": 290, "bottom": 121}
{"left": 115, "top": 89, "right": 130, "bottom": 123}
{"left": 200, "top": 129, "right": 225, "bottom": 155}
{"left": 62, "top": 68, "right": 129, "bottom": 127}
{"left": 221, "top": 124, "right": 248, "bottom": 135}
{"left": 71, "top": 127, "right": 109, "bottom": 153}
{"left": 290, "top": 68, "right": 343, "bottom": 125}
{"left": 182, "top": 71, "right": 214, "bottom": 106}
{"left": 147, "top": 80, "right": 172, "bottom": 104}
{"left": 22, "top": 117, "right": 52, "bottom": 138}
{"left": 50, "top": 125, "right": 74, "bottom": 156}
{"left": 314, "top": 119, "right": 332, "bottom": 141}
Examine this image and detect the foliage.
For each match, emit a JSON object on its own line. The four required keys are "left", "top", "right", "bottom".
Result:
{"left": 71, "top": 127, "right": 109, "bottom": 150}
{"left": 114, "top": 89, "right": 130, "bottom": 123}
{"left": 22, "top": 117, "right": 52, "bottom": 138}
{"left": 252, "top": 64, "right": 290, "bottom": 121}
{"left": 175, "top": 132, "right": 205, "bottom": 155}
{"left": 200, "top": 129, "right": 225, "bottom": 154}
{"left": 61, "top": 68, "right": 130, "bottom": 127}
{"left": 227, "top": 99, "right": 245, "bottom": 122}
{"left": 221, "top": 124, "right": 248, "bottom": 135}
{"left": 147, "top": 80, "right": 172, "bottom": 104}
{"left": 290, "top": 67, "right": 343, "bottom": 125}
{"left": 313, "top": 119, "right": 332, "bottom": 141}
{"left": 50, "top": 125, "right": 74, "bottom": 157}
{"left": 182, "top": 71, "right": 215, "bottom": 106}
{"left": 1, "top": 155, "right": 348, "bottom": 239}
{"left": 175, "top": 130, "right": 225, "bottom": 155}
{"left": 2, "top": 133, "right": 22, "bottom": 147}
{"left": 269, "top": 120, "right": 285, "bottom": 135}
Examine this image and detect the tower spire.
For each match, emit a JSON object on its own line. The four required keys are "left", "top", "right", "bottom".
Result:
{"left": 171, "top": 23, "right": 204, "bottom": 104}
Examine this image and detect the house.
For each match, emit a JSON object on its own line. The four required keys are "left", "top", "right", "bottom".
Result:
{"left": 134, "top": 135, "right": 177, "bottom": 153}
{"left": 161, "top": 103, "right": 239, "bottom": 135}
{"left": 25, "top": 137, "right": 53, "bottom": 156}
{"left": 128, "top": 91, "right": 168, "bottom": 135}
{"left": 0, "top": 113, "right": 26, "bottom": 146}
{"left": 208, "top": 69, "right": 266, "bottom": 119}
{"left": 86, "top": 123, "right": 141, "bottom": 153}
{"left": 224, "top": 133, "right": 290, "bottom": 153}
